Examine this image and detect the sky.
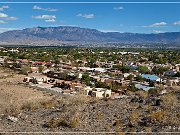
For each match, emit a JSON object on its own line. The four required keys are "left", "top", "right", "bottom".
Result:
{"left": 0, "top": 1, "right": 180, "bottom": 33}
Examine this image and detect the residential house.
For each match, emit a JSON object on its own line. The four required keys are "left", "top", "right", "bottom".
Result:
{"left": 135, "top": 83, "right": 155, "bottom": 91}
{"left": 86, "top": 87, "right": 111, "bottom": 98}
{"left": 164, "top": 70, "right": 177, "bottom": 77}
{"left": 91, "top": 88, "right": 111, "bottom": 98}
{"left": 141, "top": 74, "right": 161, "bottom": 82}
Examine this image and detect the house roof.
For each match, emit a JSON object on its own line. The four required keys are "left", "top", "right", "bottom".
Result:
{"left": 141, "top": 74, "right": 160, "bottom": 81}
{"left": 135, "top": 84, "right": 155, "bottom": 91}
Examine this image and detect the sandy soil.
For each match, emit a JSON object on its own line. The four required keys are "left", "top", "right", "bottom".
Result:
{"left": 0, "top": 67, "right": 54, "bottom": 114}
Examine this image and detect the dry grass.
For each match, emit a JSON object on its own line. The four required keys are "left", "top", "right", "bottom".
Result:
{"left": 46, "top": 118, "right": 69, "bottom": 128}
{"left": 0, "top": 68, "right": 54, "bottom": 114}
{"left": 70, "top": 117, "right": 80, "bottom": 128}
{"left": 21, "top": 102, "right": 42, "bottom": 111}
{"left": 144, "top": 127, "right": 152, "bottom": 132}
{"left": 161, "top": 93, "right": 178, "bottom": 109}
{"left": 104, "top": 123, "right": 111, "bottom": 131}
{"left": 4, "top": 105, "right": 22, "bottom": 117}
{"left": 150, "top": 111, "right": 168, "bottom": 123}
{"left": 96, "top": 111, "right": 104, "bottom": 120}
{"left": 45, "top": 115, "right": 80, "bottom": 128}
{"left": 40, "top": 100, "right": 58, "bottom": 109}
{"left": 135, "top": 90, "right": 148, "bottom": 99}
{"left": 20, "top": 99, "right": 58, "bottom": 111}
{"left": 129, "top": 110, "right": 140, "bottom": 126}
{"left": 113, "top": 120, "right": 123, "bottom": 132}
{"left": 44, "top": 95, "right": 89, "bottom": 129}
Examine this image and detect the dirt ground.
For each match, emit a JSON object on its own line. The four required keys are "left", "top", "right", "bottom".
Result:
{"left": 0, "top": 67, "right": 54, "bottom": 114}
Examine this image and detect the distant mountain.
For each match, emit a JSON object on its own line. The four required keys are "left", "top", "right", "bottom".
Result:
{"left": 0, "top": 26, "right": 180, "bottom": 46}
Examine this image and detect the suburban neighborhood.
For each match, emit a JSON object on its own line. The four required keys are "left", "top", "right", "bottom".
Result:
{"left": 1, "top": 47, "right": 180, "bottom": 98}
{"left": 0, "top": 47, "right": 180, "bottom": 132}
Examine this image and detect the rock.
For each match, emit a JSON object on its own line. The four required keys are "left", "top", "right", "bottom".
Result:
{"left": 8, "top": 115, "right": 18, "bottom": 122}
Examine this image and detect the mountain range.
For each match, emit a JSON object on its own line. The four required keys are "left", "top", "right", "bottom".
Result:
{"left": 0, "top": 26, "right": 180, "bottom": 47}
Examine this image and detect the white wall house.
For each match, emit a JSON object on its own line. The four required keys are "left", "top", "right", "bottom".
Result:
{"left": 91, "top": 88, "right": 111, "bottom": 98}
{"left": 85, "top": 87, "right": 111, "bottom": 98}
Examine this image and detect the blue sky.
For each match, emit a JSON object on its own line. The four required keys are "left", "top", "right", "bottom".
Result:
{"left": 0, "top": 2, "right": 180, "bottom": 33}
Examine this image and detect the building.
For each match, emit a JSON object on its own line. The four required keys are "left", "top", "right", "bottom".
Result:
{"left": 164, "top": 70, "right": 177, "bottom": 77}
{"left": 135, "top": 83, "right": 155, "bottom": 91}
{"left": 87, "top": 88, "right": 111, "bottom": 98}
{"left": 141, "top": 74, "right": 161, "bottom": 82}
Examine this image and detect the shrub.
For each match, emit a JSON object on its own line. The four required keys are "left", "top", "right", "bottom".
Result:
{"left": 104, "top": 124, "right": 111, "bottom": 131}
{"left": 161, "top": 93, "right": 178, "bottom": 110}
{"left": 21, "top": 102, "right": 42, "bottom": 111}
{"left": 96, "top": 112, "right": 104, "bottom": 120}
{"left": 4, "top": 105, "right": 21, "bottom": 117}
{"left": 46, "top": 118, "right": 69, "bottom": 128}
{"left": 70, "top": 117, "right": 80, "bottom": 128}
{"left": 150, "top": 111, "right": 167, "bottom": 122}
{"left": 40, "top": 100, "right": 57, "bottom": 109}
{"left": 135, "top": 90, "right": 148, "bottom": 99}
{"left": 129, "top": 111, "right": 140, "bottom": 126}
{"left": 148, "top": 88, "right": 157, "bottom": 95}
{"left": 113, "top": 120, "right": 123, "bottom": 132}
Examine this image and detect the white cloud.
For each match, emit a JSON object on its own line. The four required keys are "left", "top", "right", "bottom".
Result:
{"left": 0, "top": 27, "right": 21, "bottom": 33}
{"left": 32, "top": 15, "right": 56, "bottom": 20}
{"left": 77, "top": 13, "right": 95, "bottom": 19}
{"left": 113, "top": 6, "right": 124, "bottom": 10}
{"left": 0, "top": 12, "right": 8, "bottom": 18}
{"left": 45, "top": 19, "right": 56, "bottom": 22}
{"left": 0, "top": 20, "right": 6, "bottom": 24}
{"left": 174, "top": 21, "right": 180, "bottom": 25}
{"left": 99, "top": 29, "right": 122, "bottom": 33}
{"left": 0, "top": 12, "right": 18, "bottom": 21}
{"left": 5, "top": 16, "right": 18, "bottom": 20}
{"left": 153, "top": 30, "right": 164, "bottom": 33}
{"left": 151, "top": 22, "right": 167, "bottom": 27}
{"left": 0, "top": 5, "right": 9, "bottom": 11}
{"left": 143, "top": 22, "right": 167, "bottom": 28}
{"left": 33, "top": 5, "right": 58, "bottom": 12}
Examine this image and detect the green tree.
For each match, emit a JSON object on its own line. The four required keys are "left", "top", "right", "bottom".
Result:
{"left": 21, "top": 66, "right": 31, "bottom": 75}
{"left": 136, "top": 75, "right": 144, "bottom": 82}
{"left": 127, "top": 74, "right": 134, "bottom": 82}
{"left": 95, "top": 81, "right": 110, "bottom": 89}
{"left": 121, "top": 66, "right": 131, "bottom": 73}
{"left": 81, "top": 73, "right": 91, "bottom": 85}
{"left": 137, "top": 66, "right": 149, "bottom": 73}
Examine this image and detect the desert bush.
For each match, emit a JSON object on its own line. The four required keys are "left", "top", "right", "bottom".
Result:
{"left": 113, "top": 120, "right": 123, "bottom": 132}
{"left": 148, "top": 88, "right": 157, "bottom": 95}
{"left": 21, "top": 99, "right": 58, "bottom": 111}
{"left": 129, "top": 111, "right": 140, "bottom": 126}
{"left": 161, "top": 93, "right": 178, "bottom": 110}
{"left": 20, "top": 66, "right": 31, "bottom": 75}
{"left": 40, "top": 100, "right": 57, "bottom": 109}
{"left": 46, "top": 117, "right": 79, "bottom": 128}
{"left": 21, "top": 102, "right": 42, "bottom": 111}
{"left": 46, "top": 118, "right": 69, "bottom": 128}
{"left": 147, "top": 105, "right": 153, "bottom": 113}
{"left": 104, "top": 124, "right": 111, "bottom": 131}
{"left": 4, "top": 105, "right": 21, "bottom": 117}
{"left": 70, "top": 117, "right": 80, "bottom": 128}
{"left": 150, "top": 111, "right": 168, "bottom": 123}
{"left": 135, "top": 90, "right": 148, "bottom": 99}
{"left": 96, "top": 111, "right": 104, "bottom": 120}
